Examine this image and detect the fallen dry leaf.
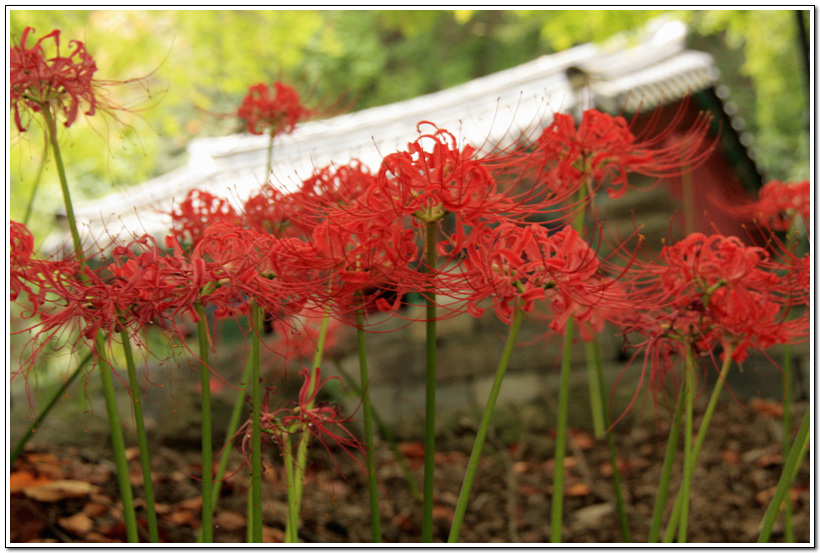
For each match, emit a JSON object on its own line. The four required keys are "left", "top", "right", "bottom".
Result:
{"left": 81, "top": 501, "right": 109, "bottom": 518}
{"left": 512, "top": 461, "right": 530, "bottom": 474}
{"left": 125, "top": 447, "right": 141, "bottom": 462}
{"left": 59, "top": 512, "right": 94, "bottom": 536}
{"left": 432, "top": 504, "right": 455, "bottom": 522}
{"left": 754, "top": 453, "right": 783, "bottom": 468}
{"left": 722, "top": 450, "right": 741, "bottom": 465}
{"left": 10, "top": 471, "right": 53, "bottom": 493}
{"left": 21, "top": 480, "right": 100, "bottom": 502}
{"left": 545, "top": 456, "right": 578, "bottom": 472}
{"left": 570, "top": 430, "right": 596, "bottom": 450}
{"left": 749, "top": 398, "right": 783, "bottom": 418}
{"left": 566, "top": 482, "right": 591, "bottom": 497}
{"left": 177, "top": 496, "right": 203, "bottom": 512}
{"left": 263, "top": 525, "right": 285, "bottom": 543}
{"left": 398, "top": 441, "right": 425, "bottom": 459}
{"left": 214, "top": 510, "right": 246, "bottom": 532}
{"left": 166, "top": 509, "right": 199, "bottom": 527}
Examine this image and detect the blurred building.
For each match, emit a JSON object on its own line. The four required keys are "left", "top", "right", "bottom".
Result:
{"left": 54, "top": 17, "right": 762, "bottom": 254}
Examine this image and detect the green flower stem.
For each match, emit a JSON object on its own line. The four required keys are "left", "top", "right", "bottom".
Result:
{"left": 195, "top": 303, "right": 214, "bottom": 542}
{"left": 676, "top": 343, "right": 697, "bottom": 543}
{"left": 550, "top": 316, "right": 575, "bottom": 543}
{"left": 266, "top": 129, "right": 275, "bottom": 179}
{"left": 648, "top": 384, "right": 685, "bottom": 542}
{"left": 330, "top": 358, "right": 422, "bottom": 502}
{"left": 421, "top": 220, "right": 438, "bottom": 543}
{"left": 283, "top": 436, "right": 299, "bottom": 543}
{"left": 589, "top": 337, "right": 630, "bottom": 542}
{"left": 663, "top": 345, "right": 734, "bottom": 542}
{"left": 43, "top": 105, "right": 137, "bottom": 542}
{"left": 11, "top": 350, "right": 92, "bottom": 466}
{"left": 290, "top": 313, "right": 330, "bottom": 521}
{"left": 781, "top": 342, "right": 794, "bottom": 542}
{"left": 119, "top": 328, "right": 159, "bottom": 543}
{"left": 781, "top": 226, "right": 797, "bottom": 542}
{"left": 355, "top": 307, "right": 383, "bottom": 542}
{"left": 246, "top": 482, "right": 254, "bottom": 543}
{"left": 249, "top": 301, "right": 263, "bottom": 543}
{"left": 195, "top": 355, "right": 253, "bottom": 543}
{"left": 448, "top": 305, "right": 524, "bottom": 543}
{"left": 758, "top": 408, "right": 810, "bottom": 543}
{"left": 41, "top": 107, "right": 83, "bottom": 257}
{"left": 95, "top": 333, "right": 139, "bottom": 543}
{"left": 22, "top": 139, "right": 48, "bottom": 227}
{"left": 585, "top": 340, "right": 606, "bottom": 439}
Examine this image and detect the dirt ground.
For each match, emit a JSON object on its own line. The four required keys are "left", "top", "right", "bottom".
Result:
{"left": 9, "top": 393, "right": 811, "bottom": 544}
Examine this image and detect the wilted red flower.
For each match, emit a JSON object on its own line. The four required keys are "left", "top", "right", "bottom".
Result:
{"left": 237, "top": 367, "right": 364, "bottom": 471}
{"left": 10, "top": 26, "right": 99, "bottom": 131}
{"left": 237, "top": 81, "right": 312, "bottom": 136}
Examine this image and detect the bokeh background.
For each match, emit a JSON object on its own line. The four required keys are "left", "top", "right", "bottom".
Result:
{"left": 9, "top": 9, "right": 811, "bottom": 245}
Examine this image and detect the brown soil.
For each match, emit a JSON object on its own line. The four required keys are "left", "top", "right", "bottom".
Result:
{"left": 9, "top": 396, "right": 811, "bottom": 544}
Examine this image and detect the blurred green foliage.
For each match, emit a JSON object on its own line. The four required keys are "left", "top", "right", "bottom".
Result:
{"left": 9, "top": 9, "right": 810, "bottom": 243}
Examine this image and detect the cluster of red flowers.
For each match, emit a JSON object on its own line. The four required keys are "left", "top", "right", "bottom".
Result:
{"left": 11, "top": 98, "right": 810, "bottom": 450}
{"left": 237, "top": 81, "right": 312, "bottom": 136}
{"left": 622, "top": 232, "right": 808, "bottom": 392}
{"left": 10, "top": 26, "right": 100, "bottom": 131}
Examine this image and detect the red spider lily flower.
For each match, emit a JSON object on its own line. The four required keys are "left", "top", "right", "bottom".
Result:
{"left": 10, "top": 221, "right": 43, "bottom": 305}
{"left": 236, "top": 368, "right": 364, "bottom": 473}
{"left": 534, "top": 107, "right": 712, "bottom": 199}
{"left": 10, "top": 27, "right": 100, "bottom": 131}
{"left": 244, "top": 160, "right": 377, "bottom": 238}
{"left": 170, "top": 189, "right": 242, "bottom": 248}
{"left": 458, "top": 222, "right": 616, "bottom": 330}
{"left": 105, "top": 234, "right": 193, "bottom": 333}
{"left": 368, "top": 123, "right": 512, "bottom": 220}
{"left": 653, "top": 233, "right": 780, "bottom": 309}
{"left": 724, "top": 180, "right": 811, "bottom": 232}
{"left": 237, "top": 81, "right": 312, "bottom": 136}
{"left": 184, "top": 221, "right": 325, "bottom": 322}
{"left": 621, "top": 232, "right": 807, "bottom": 398}
{"left": 362, "top": 123, "right": 519, "bottom": 254}
{"left": 310, "top": 210, "right": 422, "bottom": 314}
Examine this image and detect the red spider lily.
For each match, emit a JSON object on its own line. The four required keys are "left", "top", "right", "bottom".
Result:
{"left": 10, "top": 27, "right": 99, "bottom": 131}
{"left": 183, "top": 221, "right": 326, "bottom": 321}
{"left": 310, "top": 209, "right": 423, "bottom": 314}
{"left": 653, "top": 233, "right": 780, "bottom": 309}
{"left": 237, "top": 81, "right": 312, "bottom": 136}
{"left": 457, "top": 222, "right": 619, "bottom": 329}
{"left": 105, "top": 234, "right": 195, "bottom": 334}
{"left": 373, "top": 124, "right": 508, "bottom": 223}
{"left": 10, "top": 221, "right": 44, "bottom": 305}
{"left": 534, "top": 107, "right": 712, "bottom": 199}
{"left": 170, "top": 189, "right": 242, "bottom": 248}
{"left": 243, "top": 160, "right": 378, "bottom": 238}
{"left": 724, "top": 180, "right": 811, "bottom": 233}
{"left": 621, "top": 232, "right": 807, "bottom": 397}
{"left": 236, "top": 368, "right": 364, "bottom": 472}
{"left": 362, "top": 123, "right": 520, "bottom": 257}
